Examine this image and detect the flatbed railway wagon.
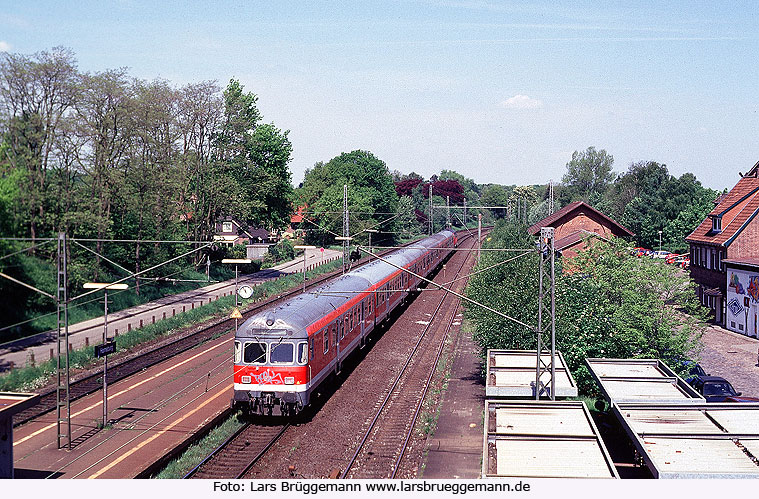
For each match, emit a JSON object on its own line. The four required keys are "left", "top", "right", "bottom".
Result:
{"left": 232, "top": 230, "right": 456, "bottom": 416}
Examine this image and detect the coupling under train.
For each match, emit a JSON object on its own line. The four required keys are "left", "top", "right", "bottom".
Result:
{"left": 231, "top": 230, "right": 457, "bottom": 416}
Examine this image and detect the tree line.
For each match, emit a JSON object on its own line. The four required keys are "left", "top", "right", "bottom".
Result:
{"left": 0, "top": 47, "right": 294, "bottom": 269}
{"left": 0, "top": 47, "right": 295, "bottom": 338}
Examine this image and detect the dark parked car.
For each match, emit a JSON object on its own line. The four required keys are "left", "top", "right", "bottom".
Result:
{"left": 690, "top": 375, "right": 759, "bottom": 402}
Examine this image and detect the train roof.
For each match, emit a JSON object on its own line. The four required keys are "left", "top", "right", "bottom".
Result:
{"left": 236, "top": 230, "right": 454, "bottom": 337}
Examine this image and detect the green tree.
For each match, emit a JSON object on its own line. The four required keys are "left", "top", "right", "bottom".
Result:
{"left": 215, "top": 79, "right": 293, "bottom": 232}
{"left": 561, "top": 146, "right": 615, "bottom": 202}
{"left": 299, "top": 150, "right": 399, "bottom": 246}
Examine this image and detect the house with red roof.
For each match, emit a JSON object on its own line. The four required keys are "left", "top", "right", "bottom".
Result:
{"left": 686, "top": 161, "right": 759, "bottom": 327}
{"left": 527, "top": 201, "right": 634, "bottom": 262}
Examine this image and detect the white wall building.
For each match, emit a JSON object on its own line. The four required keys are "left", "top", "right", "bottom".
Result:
{"left": 724, "top": 258, "right": 759, "bottom": 338}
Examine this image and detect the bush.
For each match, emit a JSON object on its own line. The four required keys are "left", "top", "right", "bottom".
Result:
{"left": 465, "top": 221, "right": 708, "bottom": 395}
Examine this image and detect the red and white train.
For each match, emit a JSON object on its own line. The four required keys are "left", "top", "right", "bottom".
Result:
{"left": 231, "top": 230, "right": 456, "bottom": 416}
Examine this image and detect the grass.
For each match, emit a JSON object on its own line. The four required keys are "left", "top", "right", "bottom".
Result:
{"left": 154, "top": 412, "right": 246, "bottom": 479}
{"left": 0, "top": 257, "right": 345, "bottom": 393}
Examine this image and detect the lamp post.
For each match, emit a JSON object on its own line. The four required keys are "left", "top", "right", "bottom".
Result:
{"left": 222, "top": 258, "right": 252, "bottom": 333}
{"left": 83, "top": 282, "right": 128, "bottom": 428}
{"left": 294, "top": 245, "right": 316, "bottom": 292}
{"left": 365, "top": 229, "right": 379, "bottom": 255}
{"left": 658, "top": 230, "right": 663, "bottom": 252}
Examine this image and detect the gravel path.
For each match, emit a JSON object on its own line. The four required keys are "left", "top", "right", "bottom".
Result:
{"left": 699, "top": 324, "right": 759, "bottom": 397}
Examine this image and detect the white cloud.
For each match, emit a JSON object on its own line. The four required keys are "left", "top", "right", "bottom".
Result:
{"left": 0, "top": 41, "right": 10, "bottom": 52}
{"left": 500, "top": 94, "right": 543, "bottom": 109}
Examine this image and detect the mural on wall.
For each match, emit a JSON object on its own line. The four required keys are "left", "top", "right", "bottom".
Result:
{"left": 748, "top": 276, "right": 759, "bottom": 303}
{"left": 728, "top": 297, "right": 744, "bottom": 316}
{"left": 729, "top": 273, "right": 745, "bottom": 294}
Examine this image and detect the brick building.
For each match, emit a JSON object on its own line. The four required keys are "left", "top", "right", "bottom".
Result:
{"left": 686, "top": 161, "right": 759, "bottom": 326}
{"left": 527, "top": 201, "right": 634, "bottom": 260}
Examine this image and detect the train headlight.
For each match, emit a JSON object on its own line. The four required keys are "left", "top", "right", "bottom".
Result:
{"left": 284, "top": 377, "right": 295, "bottom": 385}
{"left": 241, "top": 376, "right": 252, "bottom": 384}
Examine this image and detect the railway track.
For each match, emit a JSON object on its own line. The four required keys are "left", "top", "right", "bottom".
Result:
{"left": 184, "top": 422, "right": 291, "bottom": 479}
{"left": 339, "top": 232, "right": 477, "bottom": 479}
{"left": 11, "top": 251, "right": 382, "bottom": 427}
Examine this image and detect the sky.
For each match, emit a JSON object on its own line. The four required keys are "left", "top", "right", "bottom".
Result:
{"left": 1, "top": 1, "right": 757, "bottom": 191}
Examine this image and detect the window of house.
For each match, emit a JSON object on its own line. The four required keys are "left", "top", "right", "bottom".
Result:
{"left": 222, "top": 221, "right": 233, "bottom": 232}
{"left": 712, "top": 216, "right": 722, "bottom": 233}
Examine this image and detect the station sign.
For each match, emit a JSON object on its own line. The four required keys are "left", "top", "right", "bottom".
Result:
{"left": 95, "top": 341, "right": 116, "bottom": 358}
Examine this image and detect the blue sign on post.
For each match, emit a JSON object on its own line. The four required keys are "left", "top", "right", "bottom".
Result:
{"left": 95, "top": 341, "right": 116, "bottom": 358}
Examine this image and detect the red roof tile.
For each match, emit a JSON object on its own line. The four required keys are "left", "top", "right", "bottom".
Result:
{"left": 686, "top": 165, "right": 759, "bottom": 247}
{"left": 527, "top": 201, "right": 633, "bottom": 237}
{"left": 554, "top": 229, "right": 608, "bottom": 252}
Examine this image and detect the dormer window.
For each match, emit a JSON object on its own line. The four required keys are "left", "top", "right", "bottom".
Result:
{"left": 711, "top": 216, "right": 722, "bottom": 233}
{"left": 222, "top": 222, "right": 233, "bottom": 233}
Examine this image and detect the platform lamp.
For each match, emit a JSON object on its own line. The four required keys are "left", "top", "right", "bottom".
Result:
{"left": 294, "top": 246, "right": 316, "bottom": 292}
{"left": 221, "top": 259, "right": 252, "bottom": 333}
{"left": 658, "top": 230, "right": 663, "bottom": 252}
{"left": 83, "top": 282, "right": 128, "bottom": 428}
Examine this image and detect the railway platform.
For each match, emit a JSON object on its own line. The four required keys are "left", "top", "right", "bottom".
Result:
{"left": 12, "top": 333, "right": 233, "bottom": 478}
{"left": 421, "top": 317, "right": 484, "bottom": 479}
{"left": 0, "top": 248, "right": 341, "bottom": 372}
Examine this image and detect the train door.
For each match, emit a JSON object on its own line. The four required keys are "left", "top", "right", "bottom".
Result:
{"left": 335, "top": 318, "right": 343, "bottom": 373}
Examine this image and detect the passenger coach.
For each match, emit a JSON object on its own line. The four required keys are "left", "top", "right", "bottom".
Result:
{"left": 232, "top": 230, "right": 456, "bottom": 415}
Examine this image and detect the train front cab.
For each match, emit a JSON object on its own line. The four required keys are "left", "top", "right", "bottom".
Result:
{"left": 233, "top": 331, "right": 310, "bottom": 416}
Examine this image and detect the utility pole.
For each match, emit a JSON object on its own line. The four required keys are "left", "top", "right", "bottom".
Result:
{"left": 463, "top": 198, "right": 467, "bottom": 228}
{"left": 56, "top": 232, "right": 71, "bottom": 450}
{"left": 535, "top": 227, "right": 556, "bottom": 400}
{"left": 428, "top": 184, "right": 433, "bottom": 235}
{"left": 343, "top": 184, "right": 349, "bottom": 273}
{"left": 446, "top": 195, "right": 451, "bottom": 228}
{"left": 477, "top": 214, "right": 482, "bottom": 264}
{"left": 548, "top": 180, "right": 554, "bottom": 214}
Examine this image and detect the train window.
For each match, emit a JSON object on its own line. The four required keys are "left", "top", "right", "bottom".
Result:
{"left": 270, "top": 342, "right": 294, "bottom": 364}
{"left": 234, "top": 341, "right": 241, "bottom": 363}
{"left": 324, "top": 328, "right": 329, "bottom": 354}
{"left": 243, "top": 342, "right": 267, "bottom": 364}
{"left": 297, "top": 342, "right": 308, "bottom": 365}
{"left": 309, "top": 336, "right": 314, "bottom": 360}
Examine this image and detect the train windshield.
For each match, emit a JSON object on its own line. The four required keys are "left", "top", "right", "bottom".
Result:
{"left": 270, "top": 342, "right": 294, "bottom": 364}
{"left": 243, "top": 342, "right": 267, "bottom": 364}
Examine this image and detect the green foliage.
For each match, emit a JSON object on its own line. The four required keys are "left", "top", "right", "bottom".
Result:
{"left": 465, "top": 223, "right": 707, "bottom": 395}
{"left": 0, "top": 51, "right": 295, "bottom": 341}
{"left": 561, "top": 147, "right": 615, "bottom": 201}
{"left": 262, "top": 239, "right": 295, "bottom": 267}
{"left": 617, "top": 164, "right": 718, "bottom": 250}
{"left": 299, "top": 150, "right": 399, "bottom": 246}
